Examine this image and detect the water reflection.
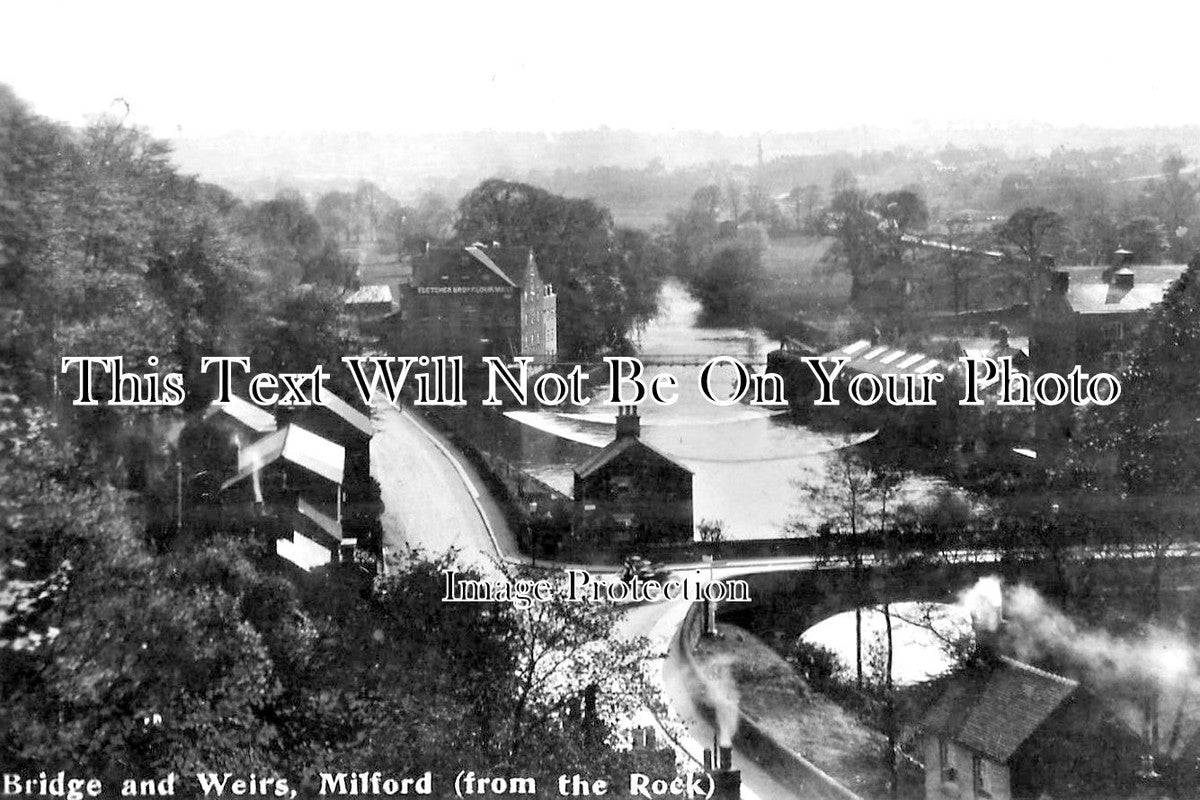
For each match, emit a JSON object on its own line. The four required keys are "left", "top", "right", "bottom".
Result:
{"left": 491, "top": 279, "right": 949, "bottom": 539}
{"left": 801, "top": 602, "right": 973, "bottom": 686}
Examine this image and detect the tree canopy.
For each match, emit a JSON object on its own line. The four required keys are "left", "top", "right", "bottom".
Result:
{"left": 455, "top": 178, "right": 667, "bottom": 358}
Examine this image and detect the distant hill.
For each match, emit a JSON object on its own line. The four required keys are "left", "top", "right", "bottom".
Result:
{"left": 168, "top": 125, "right": 1200, "bottom": 205}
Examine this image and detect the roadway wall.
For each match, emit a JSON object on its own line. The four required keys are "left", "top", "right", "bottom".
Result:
{"left": 678, "top": 600, "right": 867, "bottom": 800}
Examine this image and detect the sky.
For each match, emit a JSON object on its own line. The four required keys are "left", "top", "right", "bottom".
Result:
{"left": 4, "top": 1, "right": 1200, "bottom": 140}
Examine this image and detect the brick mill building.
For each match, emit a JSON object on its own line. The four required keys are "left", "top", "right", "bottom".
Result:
{"left": 402, "top": 244, "right": 557, "bottom": 360}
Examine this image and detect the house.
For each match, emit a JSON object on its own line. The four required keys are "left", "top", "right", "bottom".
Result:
{"left": 203, "top": 393, "right": 278, "bottom": 445}
{"left": 401, "top": 244, "right": 557, "bottom": 360}
{"left": 344, "top": 284, "right": 395, "bottom": 335}
{"left": 280, "top": 495, "right": 357, "bottom": 569}
{"left": 1031, "top": 262, "right": 1188, "bottom": 377}
{"left": 1029, "top": 260, "right": 1187, "bottom": 451}
{"left": 572, "top": 407, "right": 693, "bottom": 545}
{"left": 282, "top": 389, "right": 373, "bottom": 481}
{"left": 920, "top": 654, "right": 1141, "bottom": 799}
{"left": 219, "top": 423, "right": 345, "bottom": 517}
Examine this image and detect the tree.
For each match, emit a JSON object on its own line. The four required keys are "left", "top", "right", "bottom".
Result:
{"left": 997, "top": 206, "right": 1064, "bottom": 303}
{"left": 1079, "top": 255, "right": 1200, "bottom": 494}
{"left": 831, "top": 168, "right": 858, "bottom": 195}
{"left": 791, "top": 451, "right": 881, "bottom": 689}
{"left": 825, "top": 188, "right": 880, "bottom": 304}
{"left": 787, "top": 184, "right": 822, "bottom": 232}
{"left": 689, "top": 238, "right": 765, "bottom": 326}
{"left": 1116, "top": 216, "right": 1168, "bottom": 265}
{"left": 314, "top": 191, "right": 357, "bottom": 244}
{"left": 1146, "top": 154, "right": 1197, "bottom": 261}
{"left": 455, "top": 179, "right": 663, "bottom": 358}
{"left": 667, "top": 185, "right": 723, "bottom": 278}
{"left": 942, "top": 214, "right": 974, "bottom": 311}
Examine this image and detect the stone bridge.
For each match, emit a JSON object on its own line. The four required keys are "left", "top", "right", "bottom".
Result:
{"left": 717, "top": 553, "right": 1200, "bottom": 640}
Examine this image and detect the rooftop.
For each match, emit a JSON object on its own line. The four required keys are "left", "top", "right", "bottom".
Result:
{"left": 276, "top": 531, "right": 332, "bottom": 570}
{"left": 1060, "top": 263, "right": 1187, "bottom": 315}
{"left": 412, "top": 245, "right": 537, "bottom": 289}
{"left": 575, "top": 435, "right": 692, "bottom": 480}
{"left": 921, "top": 655, "right": 1078, "bottom": 763}
{"left": 221, "top": 423, "right": 345, "bottom": 491}
{"left": 204, "top": 393, "right": 278, "bottom": 434}
{"left": 822, "top": 339, "right": 945, "bottom": 378}
{"left": 317, "top": 390, "right": 374, "bottom": 438}
{"left": 344, "top": 284, "right": 394, "bottom": 305}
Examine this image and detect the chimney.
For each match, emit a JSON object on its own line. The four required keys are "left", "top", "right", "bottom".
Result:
{"left": 1050, "top": 271, "right": 1070, "bottom": 296}
{"left": 1114, "top": 247, "right": 1134, "bottom": 266}
{"left": 997, "top": 326, "right": 1010, "bottom": 348}
{"left": 1039, "top": 254, "right": 1056, "bottom": 268}
{"left": 615, "top": 405, "right": 640, "bottom": 439}
{"left": 970, "top": 587, "right": 1006, "bottom": 662}
{"left": 1112, "top": 267, "right": 1135, "bottom": 290}
{"left": 704, "top": 735, "right": 742, "bottom": 800}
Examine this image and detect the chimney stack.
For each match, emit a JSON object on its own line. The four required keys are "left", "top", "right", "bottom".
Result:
{"left": 1050, "top": 271, "right": 1070, "bottom": 296}
{"left": 703, "top": 736, "right": 742, "bottom": 800}
{"left": 615, "top": 405, "right": 641, "bottom": 439}
{"left": 1112, "top": 267, "right": 1135, "bottom": 290}
{"left": 970, "top": 588, "right": 1006, "bottom": 662}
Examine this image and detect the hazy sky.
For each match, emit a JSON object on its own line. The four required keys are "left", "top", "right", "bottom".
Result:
{"left": 5, "top": 1, "right": 1198, "bottom": 139}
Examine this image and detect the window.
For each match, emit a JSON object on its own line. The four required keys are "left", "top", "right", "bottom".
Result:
{"left": 972, "top": 755, "right": 991, "bottom": 797}
{"left": 1101, "top": 321, "right": 1124, "bottom": 342}
{"left": 939, "top": 738, "right": 955, "bottom": 782}
{"left": 1103, "top": 350, "right": 1124, "bottom": 371}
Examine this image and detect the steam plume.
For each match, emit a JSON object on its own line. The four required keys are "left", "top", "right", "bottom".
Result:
{"left": 695, "top": 654, "right": 740, "bottom": 746}
{"left": 959, "top": 577, "right": 1198, "bottom": 693}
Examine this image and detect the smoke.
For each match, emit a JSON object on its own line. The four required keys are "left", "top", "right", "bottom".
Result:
{"left": 958, "top": 575, "right": 1004, "bottom": 635}
{"left": 958, "top": 577, "right": 1198, "bottom": 693}
{"left": 695, "top": 654, "right": 740, "bottom": 746}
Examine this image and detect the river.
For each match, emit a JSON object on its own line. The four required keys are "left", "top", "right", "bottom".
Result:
{"left": 483, "top": 278, "right": 950, "bottom": 540}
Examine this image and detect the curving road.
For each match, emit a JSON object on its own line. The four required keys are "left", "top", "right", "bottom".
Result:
{"left": 369, "top": 401, "right": 823, "bottom": 798}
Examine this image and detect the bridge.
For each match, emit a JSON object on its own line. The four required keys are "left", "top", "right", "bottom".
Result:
{"left": 705, "top": 543, "right": 1200, "bottom": 635}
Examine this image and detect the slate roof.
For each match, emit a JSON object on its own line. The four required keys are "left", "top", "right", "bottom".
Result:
{"left": 575, "top": 436, "right": 692, "bottom": 480}
{"left": 412, "top": 245, "right": 536, "bottom": 288}
{"left": 204, "top": 393, "right": 278, "bottom": 434}
{"left": 221, "top": 424, "right": 345, "bottom": 490}
{"left": 318, "top": 390, "right": 374, "bottom": 439}
{"left": 921, "top": 655, "right": 1078, "bottom": 763}
{"left": 344, "top": 284, "right": 394, "bottom": 305}
{"left": 1060, "top": 264, "right": 1187, "bottom": 315}
{"left": 295, "top": 496, "right": 343, "bottom": 547}
{"left": 276, "top": 531, "right": 332, "bottom": 570}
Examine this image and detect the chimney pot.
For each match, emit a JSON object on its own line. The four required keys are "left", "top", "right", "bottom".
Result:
{"left": 615, "top": 405, "right": 641, "bottom": 439}
{"left": 1050, "top": 271, "right": 1070, "bottom": 295}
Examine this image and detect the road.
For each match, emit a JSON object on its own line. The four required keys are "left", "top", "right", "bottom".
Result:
{"left": 369, "top": 402, "right": 519, "bottom": 572}
{"left": 368, "top": 406, "right": 1200, "bottom": 798}
{"left": 370, "top": 402, "right": 815, "bottom": 796}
